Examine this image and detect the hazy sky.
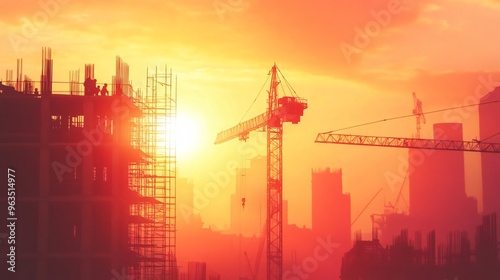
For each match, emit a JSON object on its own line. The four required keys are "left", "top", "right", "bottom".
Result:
{"left": 2, "top": 0, "right": 500, "bottom": 235}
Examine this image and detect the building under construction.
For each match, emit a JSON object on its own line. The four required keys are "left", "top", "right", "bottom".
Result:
{"left": 341, "top": 213, "right": 499, "bottom": 280}
{"left": 0, "top": 48, "right": 177, "bottom": 280}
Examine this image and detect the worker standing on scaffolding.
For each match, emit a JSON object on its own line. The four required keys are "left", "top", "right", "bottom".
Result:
{"left": 101, "top": 83, "right": 109, "bottom": 96}
{"left": 84, "top": 77, "right": 92, "bottom": 96}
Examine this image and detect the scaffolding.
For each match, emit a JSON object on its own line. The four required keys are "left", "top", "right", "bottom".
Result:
{"left": 0, "top": 50, "right": 177, "bottom": 279}
{"left": 128, "top": 64, "right": 177, "bottom": 279}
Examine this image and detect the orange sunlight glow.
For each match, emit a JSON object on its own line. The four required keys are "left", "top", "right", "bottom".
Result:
{"left": 175, "top": 113, "right": 201, "bottom": 160}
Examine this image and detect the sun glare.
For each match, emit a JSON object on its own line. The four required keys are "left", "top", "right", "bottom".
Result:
{"left": 175, "top": 113, "right": 201, "bottom": 159}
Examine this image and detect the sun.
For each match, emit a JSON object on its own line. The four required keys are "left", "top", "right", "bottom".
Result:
{"left": 175, "top": 113, "right": 201, "bottom": 159}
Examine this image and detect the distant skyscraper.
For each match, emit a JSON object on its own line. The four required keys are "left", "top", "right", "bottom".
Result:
{"left": 187, "top": 262, "right": 206, "bottom": 280}
{"left": 479, "top": 86, "right": 500, "bottom": 219}
{"left": 409, "top": 123, "right": 478, "bottom": 235}
{"left": 479, "top": 87, "right": 500, "bottom": 215}
{"left": 230, "top": 157, "right": 267, "bottom": 236}
{"left": 311, "top": 168, "right": 351, "bottom": 244}
{"left": 311, "top": 168, "right": 351, "bottom": 279}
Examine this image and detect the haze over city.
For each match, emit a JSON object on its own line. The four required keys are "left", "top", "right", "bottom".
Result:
{"left": 1, "top": 0, "right": 500, "bottom": 279}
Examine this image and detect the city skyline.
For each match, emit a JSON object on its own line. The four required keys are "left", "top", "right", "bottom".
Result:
{"left": 2, "top": 0, "right": 499, "bottom": 232}
{"left": 2, "top": 1, "right": 500, "bottom": 278}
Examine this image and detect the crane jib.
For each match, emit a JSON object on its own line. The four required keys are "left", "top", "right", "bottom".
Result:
{"left": 315, "top": 133, "right": 500, "bottom": 153}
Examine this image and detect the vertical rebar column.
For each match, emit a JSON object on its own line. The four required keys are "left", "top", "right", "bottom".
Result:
{"left": 41, "top": 47, "right": 52, "bottom": 95}
{"left": 16, "top": 58, "right": 22, "bottom": 91}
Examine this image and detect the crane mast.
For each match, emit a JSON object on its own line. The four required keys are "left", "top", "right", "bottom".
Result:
{"left": 214, "top": 64, "right": 307, "bottom": 280}
{"left": 267, "top": 64, "right": 283, "bottom": 280}
{"left": 412, "top": 92, "right": 426, "bottom": 138}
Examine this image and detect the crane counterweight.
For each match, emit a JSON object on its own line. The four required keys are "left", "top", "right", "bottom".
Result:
{"left": 278, "top": 96, "right": 308, "bottom": 124}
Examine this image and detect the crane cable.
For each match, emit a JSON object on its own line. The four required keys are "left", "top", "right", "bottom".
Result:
{"left": 238, "top": 74, "right": 270, "bottom": 124}
{"left": 321, "top": 99, "right": 500, "bottom": 134}
{"left": 276, "top": 65, "right": 300, "bottom": 98}
{"left": 351, "top": 187, "right": 384, "bottom": 227}
{"left": 481, "top": 131, "right": 500, "bottom": 142}
{"left": 242, "top": 141, "right": 247, "bottom": 210}
{"left": 394, "top": 170, "right": 409, "bottom": 212}
{"left": 238, "top": 65, "right": 301, "bottom": 124}
{"left": 238, "top": 141, "right": 248, "bottom": 279}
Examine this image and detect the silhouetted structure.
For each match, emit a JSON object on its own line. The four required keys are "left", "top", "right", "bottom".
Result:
{"left": 176, "top": 164, "right": 352, "bottom": 279}
{"left": 312, "top": 168, "right": 351, "bottom": 244}
{"left": 311, "top": 167, "right": 351, "bottom": 279}
{"left": 341, "top": 214, "right": 500, "bottom": 280}
{"left": 408, "top": 123, "right": 478, "bottom": 241}
{"left": 230, "top": 156, "right": 267, "bottom": 237}
{"left": 476, "top": 213, "right": 498, "bottom": 265}
{"left": 0, "top": 81, "right": 20, "bottom": 95}
{"left": 0, "top": 51, "right": 177, "bottom": 280}
{"left": 214, "top": 64, "right": 307, "bottom": 280}
{"left": 187, "top": 262, "right": 206, "bottom": 280}
{"left": 479, "top": 86, "right": 500, "bottom": 230}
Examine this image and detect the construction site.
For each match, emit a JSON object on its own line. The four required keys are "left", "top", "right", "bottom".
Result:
{"left": 341, "top": 213, "right": 499, "bottom": 280}
{"left": 0, "top": 48, "right": 177, "bottom": 280}
{"left": 0, "top": 48, "right": 500, "bottom": 280}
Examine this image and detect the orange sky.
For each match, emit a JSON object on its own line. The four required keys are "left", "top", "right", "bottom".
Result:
{"left": 2, "top": 0, "right": 500, "bottom": 236}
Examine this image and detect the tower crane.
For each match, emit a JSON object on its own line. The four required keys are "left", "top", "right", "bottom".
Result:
{"left": 315, "top": 132, "right": 500, "bottom": 153}
{"left": 412, "top": 92, "right": 426, "bottom": 138}
{"left": 214, "top": 64, "right": 307, "bottom": 280}
{"left": 316, "top": 132, "right": 500, "bottom": 240}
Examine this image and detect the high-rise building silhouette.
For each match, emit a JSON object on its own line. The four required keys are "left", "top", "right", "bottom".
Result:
{"left": 230, "top": 156, "right": 267, "bottom": 236}
{"left": 229, "top": 163, "right": 354, "bottom": 279}
{"left": 311, "top": 168, "right": 351, "bottom": 279}
{"left": 187, "top": 262, "right": 206, "bottom": 280}
{"left": 311, "top": 168, "right": 351, "bottom": 244}
{"left": 479, "top": 86, "right": 500, "bottom": 221}
{"left": 408, "top": 123, "right": 478, "bottom": 237}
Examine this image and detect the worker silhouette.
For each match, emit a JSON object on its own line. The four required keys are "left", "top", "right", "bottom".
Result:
{"left": 34, "top": 88, "right": 39, "bottom": 97}
{"left": 84, "top": 77, "right": 92, "bottom": 96}
{"left": 96, "top": 85, "right": 101, "bottom": 96}
{"left": 101, "top": 83, "right": 109, "bottom": 96}
{"left": 91, "top": 79, "right": 98, "bottom": 95}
